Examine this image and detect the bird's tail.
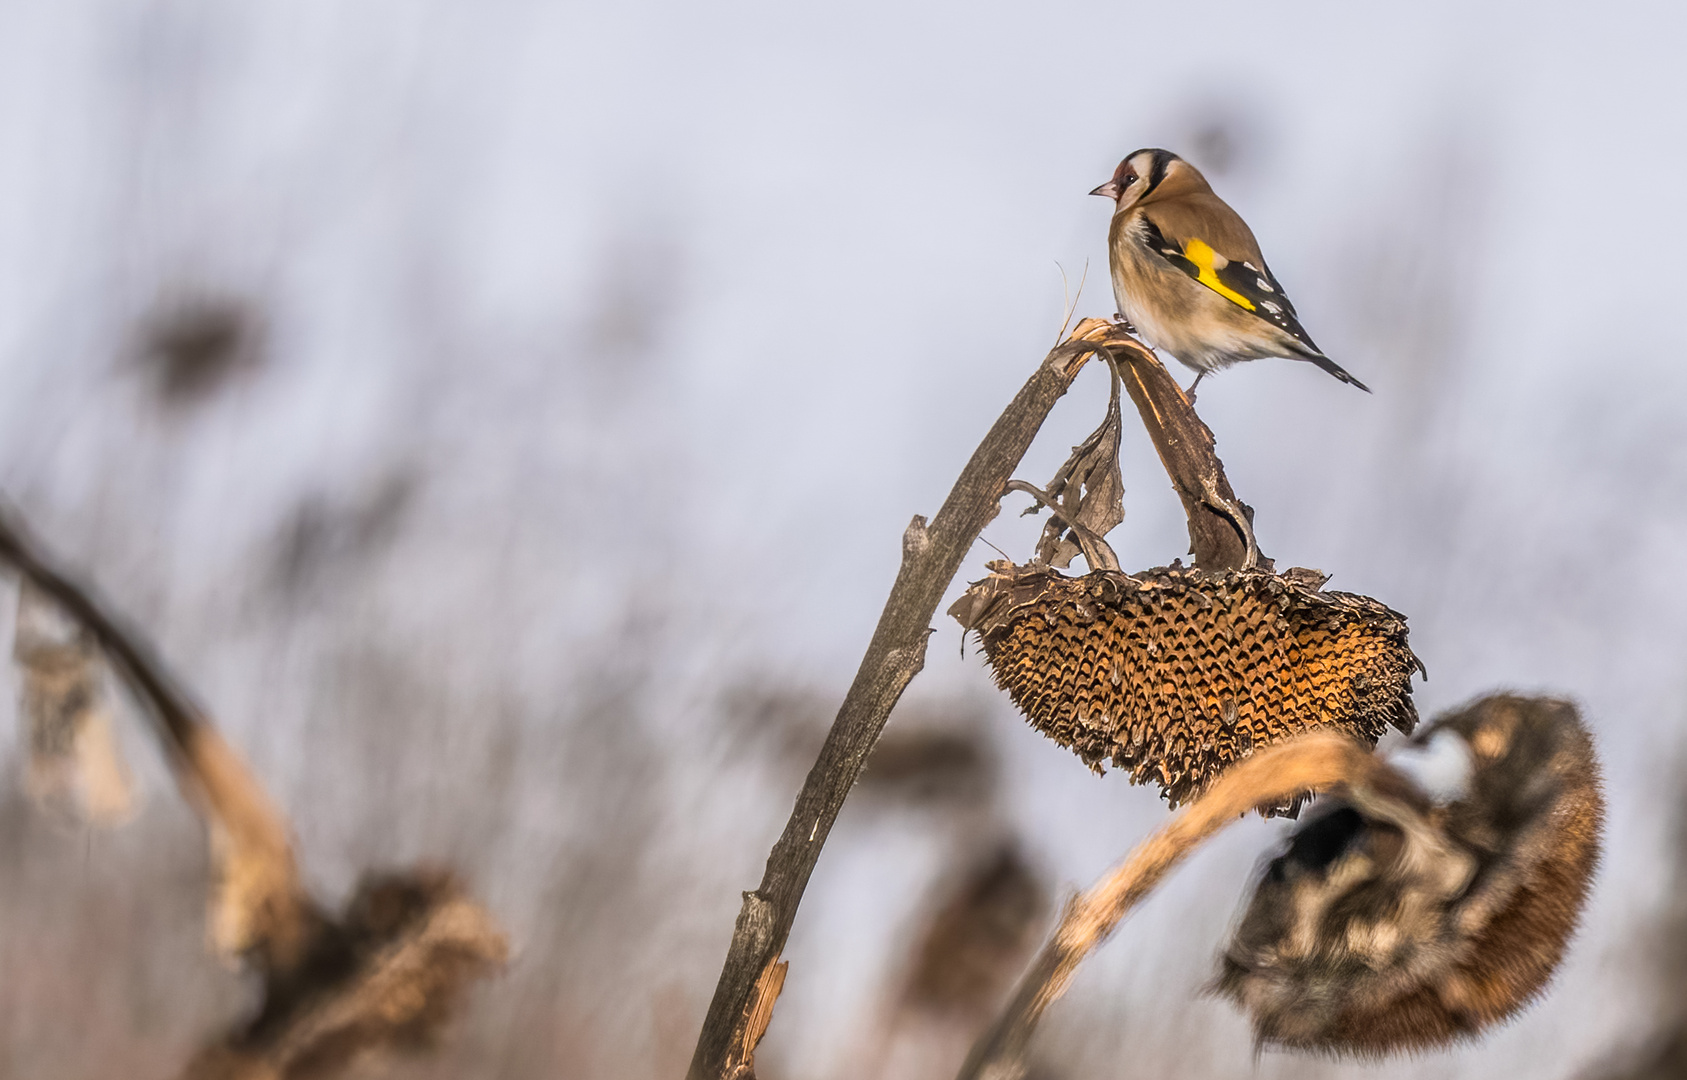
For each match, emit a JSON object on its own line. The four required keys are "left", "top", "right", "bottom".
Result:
{"left": 1304, "top": 353, "right": 1370, "bottom": 393}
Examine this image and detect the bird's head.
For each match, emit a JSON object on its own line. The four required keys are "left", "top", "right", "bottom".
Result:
{"left": 1090, "top": 149, "right": 1209, "bottom": 209}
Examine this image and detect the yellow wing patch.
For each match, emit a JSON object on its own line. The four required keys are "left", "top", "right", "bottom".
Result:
{"left": 1183, "top": 239, "right": 1257, "bottom": 312}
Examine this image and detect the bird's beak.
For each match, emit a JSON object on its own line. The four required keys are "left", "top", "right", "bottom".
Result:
{"left": 1089, "top": 180, "right": 1122, "bottom": 200}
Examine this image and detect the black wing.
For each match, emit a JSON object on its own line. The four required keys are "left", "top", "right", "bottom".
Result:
{"left": 1139, "top": 218, "right": 1323, "bottom": 356}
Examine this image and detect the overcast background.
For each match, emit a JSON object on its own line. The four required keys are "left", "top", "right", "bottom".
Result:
{"left": 0, "top": 2, "right": 1684, "bottom": 1078}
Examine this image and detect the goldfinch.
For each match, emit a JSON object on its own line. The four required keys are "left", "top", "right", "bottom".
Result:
{"left": 1092, "top": 149, "right": 1367, "bottom": 395}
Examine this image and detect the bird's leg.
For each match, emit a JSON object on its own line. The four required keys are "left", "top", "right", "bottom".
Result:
{"left": 1185, "top": 371, "right": 1205, "bottom": 403}
{"left": 1197, "top": 474, "right": 1260, "bottom": 571}
{"left": 1110, "top": 313, "right": 1138, "bottom": 334}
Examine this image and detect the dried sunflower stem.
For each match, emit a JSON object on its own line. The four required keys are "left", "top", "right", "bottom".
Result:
{"left": 687, "top": 319, "right": 1128, "bottom": 1080}
{"left": 957, "top": 732, "right": 1389, "bottom": 1080}
{"left": 0, "top": 500, "right": 310, "bottom": 966}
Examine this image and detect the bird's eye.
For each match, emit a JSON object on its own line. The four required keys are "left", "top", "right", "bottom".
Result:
{"left": 1122, "top": 174, "right": 1137, "bottom": 186}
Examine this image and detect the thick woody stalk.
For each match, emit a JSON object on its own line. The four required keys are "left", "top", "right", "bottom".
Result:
{"left": 689, "top": 319, "right": 1260, "bottom": 1078}
{"left": 686, "top": 322, "right": 1118, "bottom": 1079}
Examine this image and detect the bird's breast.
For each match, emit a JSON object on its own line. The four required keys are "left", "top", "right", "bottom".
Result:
{"left": 1106, "top": 213, "right": 1286, "bottom": 373}
{"left": 1108, "top": 219, "right": 1206, "bottom": 356}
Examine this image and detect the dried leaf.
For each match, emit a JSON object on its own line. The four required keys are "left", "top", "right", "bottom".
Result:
{"left": 1032, "top": 353, "right": 1125, "bottom": 569}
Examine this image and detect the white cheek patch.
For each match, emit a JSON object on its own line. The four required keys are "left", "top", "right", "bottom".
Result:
{"left": 1386, "top": 730, "right": 1475, "bottom": 804}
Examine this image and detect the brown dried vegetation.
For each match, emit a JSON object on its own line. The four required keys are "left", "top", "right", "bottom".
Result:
{"left": 0, "top": 501, "right": 508, "bottom": 1079}
{"left": 1216, "top": 694, "right": 1604, "bottom": 1055}
{"left": 183, "top": 870, "right": 508, "bottom": 1080}
{"left": 899, "top": 843, "right": 1050, "bottom": 1022}
{"left": 141, "top": 297, "right": 261, "bottom": 404}
{"left": 951, "top": 561, "right": 1421, "bottom": 809}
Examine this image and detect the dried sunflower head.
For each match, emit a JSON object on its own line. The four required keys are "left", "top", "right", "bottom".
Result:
{"left": 950, "top": 561, "right": 1422, "bottom": 810}
{"left": 1215, "top": 694, "right": 1604, "bottom": 1055}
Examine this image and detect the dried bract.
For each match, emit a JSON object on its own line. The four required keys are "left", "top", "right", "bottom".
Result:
{"left": 950, "top": 561, "right": 1420, "bottom": 809}
{"left": 1215, "top": 694, "right": 1604, "bottom": 1055}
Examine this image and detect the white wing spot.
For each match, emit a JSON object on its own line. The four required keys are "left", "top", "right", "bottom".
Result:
{"left": 1261, "top": 301, "right": 1282, "bottom": 314}
{"left": 1256, "top": 277, "right": 1274, "bottom": 292}
{"left": 1242, "top": 261, "right": 1259, "bottom": 272}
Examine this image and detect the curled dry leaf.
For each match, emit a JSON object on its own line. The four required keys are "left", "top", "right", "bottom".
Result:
{"left": 1023, "top": 352, "right": 1126, "bottom": 572}
{"left": 12, "top": 580, "right": 136, "bottom": 824}
{"left": 1216, "top": 694, "right": 1605, "bottom": 1055}
{"left": 950, "top": 561, "right": 1420, "bottom": 812}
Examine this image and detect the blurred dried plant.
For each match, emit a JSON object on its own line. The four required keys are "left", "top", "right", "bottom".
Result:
{"left": 1217, "top": 694, "right": 1603, "bottom": 1055}
{"left": 962, "top": 702, "right": 1604, "bottom": 1076}
{"left": 12, "top": 579, "right": 136, "bottom": 824}
{"left": 0, "top": 499, "right": 507, "bottom": 1078}
{"left": 899, "top": 842, "right": 1050, "bottom": 1023}
{"left": 140, "top": 295, "right": 262, "bottom": 405}
{"left": 859, "top": 724, "right": 998, "bottom": 810}
{"left": 1591, "top": 1034, "right": 1687, "bottom": 1080}
{"left": 1577, "top": 778, "right": 1687, "bottom": 1080}
{"left": 183, "top": 869, "right": 508, "bottom": 1080}
{"left": 859, "top": 841, "right": 1052, "bottom": 1080}
{"left": 725, "top": 680, "right": 1001, "bottom": 813}
{"left": 960, "top": 730, "right": 1388, "bottom": 1079}
{"left": 271, "top": 468, "right": 417, "bottom": 598}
